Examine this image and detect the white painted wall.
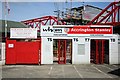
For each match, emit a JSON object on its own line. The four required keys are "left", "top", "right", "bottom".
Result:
{"left": 118, "top": 35, "right": 120, "bottom": 64}
{"left": 85, "top": 38, "right": 90, "bottom": 64}
{"left": 72, "top": 37, "right": 90, "bottom": 64}
{"left": 41, "top": 36, "right": 91, "bottom": 64}
{"left": 52, "top": 37, "right": 90, "bottom": 64}
{"left": 1, "top": 43, "right": 5, "bottom": 65}
{"left": 118, "top": 45, "right": 120, "bottom": 64}
{"left": 41, "top": 34, "right": 119, "bottom": 64}
{"left": 72, "top": 37, "right": 77, "bottom": 64}
{"left": 41, "top": 37, "right": 53, "bottom": 64}
{"left": 109, "top": 35, "right": 118, "bottom": 64}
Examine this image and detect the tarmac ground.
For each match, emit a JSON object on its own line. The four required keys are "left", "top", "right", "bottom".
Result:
{"left": 1, "top": 64, "right": 120, "bottom": 80}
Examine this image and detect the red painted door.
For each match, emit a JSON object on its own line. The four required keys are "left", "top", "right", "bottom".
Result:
{"left": 58, "top": 40, "right": 66, "bottom": 64}
{"left": 6, "top": 40, "right": 16, "bottom": 64}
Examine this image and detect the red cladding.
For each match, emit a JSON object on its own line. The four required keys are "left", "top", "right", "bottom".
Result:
{"left": 6, "top": 39, "right": 41, "bottom": 64}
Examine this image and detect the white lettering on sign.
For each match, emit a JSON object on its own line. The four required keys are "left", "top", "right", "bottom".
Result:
{"left": 8, "top": 44, "right": 14, "bottom": 48}
{"left": 67, "top": 27, "right": 112, "bottom": 34}
{"left": 70, "top": 28, "right": 111, "bottom": 33}
{"left": 10, "top": 28, "right": 37, "bottom": 39}
{"left": 71, "top": 28, "right": 94, "bottom": 32}
{"left": 95, "top": 29, "right": 111, "bottom": 32}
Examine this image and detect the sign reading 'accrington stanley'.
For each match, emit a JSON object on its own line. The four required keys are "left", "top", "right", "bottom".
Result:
{"left": 67, "top": 27, "right": 112, "bottom": 34}
{"left": 10, "top": 28, "right": 37, "bottom": 39}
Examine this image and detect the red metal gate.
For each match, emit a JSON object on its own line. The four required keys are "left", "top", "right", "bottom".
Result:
{"left": 58, "top": 40, "right": 66, "bottom": 64}
{"left": 91, "top": 39, "right": 105, "bottom": 64}
{"left": 6, "top": 39, "right": 41, "bottom": 64}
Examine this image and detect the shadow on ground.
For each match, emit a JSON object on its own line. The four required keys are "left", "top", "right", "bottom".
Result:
{"left": 108, "top": 68, "right": 120, "bottom": 77}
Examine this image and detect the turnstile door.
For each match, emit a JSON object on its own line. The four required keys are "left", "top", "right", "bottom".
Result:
{"left": 58, "top": 40, "right": 66, "bottom": 64}
{"left": 91, "top": 39, "right": 109, "bottom": 64}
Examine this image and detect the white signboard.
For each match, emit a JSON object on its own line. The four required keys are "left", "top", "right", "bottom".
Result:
{"left": 10, "top": 28, "right": 37, "bottom": 39}
{"left": 41, "top": 25, "right": 69, "bottom": 37}
{"left": 41, "top": 26, "right": 54, "bottom": 36}
{"left": 41, "top": 25, "right": 113, "bottom": 37}
{"left": 8, "top": 44, "right": 14, "bottom": 48}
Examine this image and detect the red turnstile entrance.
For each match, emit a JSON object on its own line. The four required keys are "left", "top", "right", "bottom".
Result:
{"left": 90, "top": 39, "right": 109, "bottom": 64}
{"left": 53, "top": 39, "right": 72, "bottom": 64}
{"left": 6, "top": 39, "right": 41, "bottom": 64}
{"left": 58, "top": 40, "right": 66, "bottom": 64}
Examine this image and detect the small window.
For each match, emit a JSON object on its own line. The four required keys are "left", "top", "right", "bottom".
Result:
{"left": 78, "top": 44, "right": 85, "bottom": 55}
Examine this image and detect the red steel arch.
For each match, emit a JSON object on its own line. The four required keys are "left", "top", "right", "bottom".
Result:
{"left": 87, "top": 2, "right": 120, "bottom": 26}
{"left": 21, "top": 16, "right": 66, "bottom": 32}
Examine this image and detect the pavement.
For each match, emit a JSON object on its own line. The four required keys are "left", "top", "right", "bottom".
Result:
{"left": 1, "top": 64, "right": 120, "bottom": 79}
